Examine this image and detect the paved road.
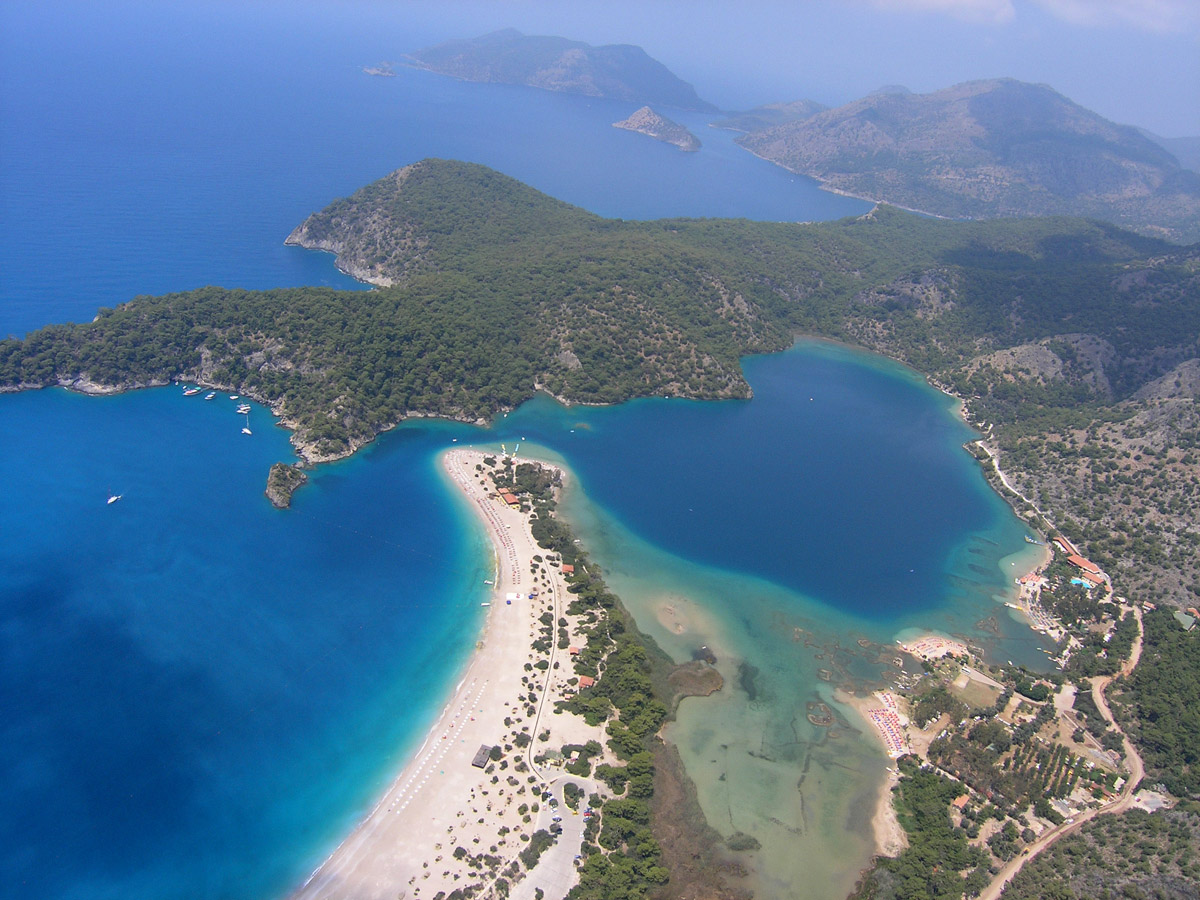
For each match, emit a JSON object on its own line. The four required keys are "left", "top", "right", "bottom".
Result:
{"left": 978, "top": 606, "right": 1145, "bottom": 900}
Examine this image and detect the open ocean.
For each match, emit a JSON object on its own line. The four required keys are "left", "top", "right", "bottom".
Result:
{"left": 0, "top": 3, "right": 1046, "bottom": 898}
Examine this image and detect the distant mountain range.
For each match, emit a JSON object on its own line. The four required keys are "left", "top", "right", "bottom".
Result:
{"left": 406, "top": 32, "right": 1200, "bottom": 241}
{"left": 734, "top": 79, "right": 1200, "bottom": 243}
{"left": 710, "top": 99, "right": 827, "bottom": 134}
{"left": 1141, "top": 130, "right": 1200, "bottom": 174}
{"left": 405, "top": 29, "right": 716, "bottom": 112}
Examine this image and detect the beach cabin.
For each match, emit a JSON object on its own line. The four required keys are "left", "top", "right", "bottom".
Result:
{"left": 471, "top": 745, "right": 493, "bottom": 768}
{"left": 561, "top": 564, "right": 575, "bottom": 575}
{"left": 578, "top": 675, "right": 595, "bottom": 689}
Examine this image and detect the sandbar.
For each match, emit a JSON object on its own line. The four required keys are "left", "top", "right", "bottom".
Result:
{"left": 291, "top": 448, "right": 608, "bottom": 900}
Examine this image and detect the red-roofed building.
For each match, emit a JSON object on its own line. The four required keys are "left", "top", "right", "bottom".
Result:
{"left": 1053, "top": 536, "right": 1079, "bottom": 556}
{"left": 561, "top": 564, "right": 575, "bottom": 575}
{"left": 952, "top": 794, "right": 970, "bottom": 810}
{"left": 500, "top": 492, "right": 519, "bottom": 506}
{"left": 569, "top": 646, "right": 580, "bottom": 656}
{"left": 578, "top": 675, "right": 595, "bottom": 689}
{"left": 1067, "top": 555, "right": 1102, "bottom": 576}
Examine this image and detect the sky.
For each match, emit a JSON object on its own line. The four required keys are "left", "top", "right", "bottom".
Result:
{"left": 370, "top": 0, "right": 1200, "bottom": 137}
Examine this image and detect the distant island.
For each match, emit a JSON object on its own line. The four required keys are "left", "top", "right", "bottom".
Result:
{"left": 613, "top": 106, "right": 700, "bottom": 151}
{"left": 404, "top": 28, "right": 717, "bottom": 112}
{"left": 734, "top": 78, "right": 1200, "bottom": 243}
{"left": 362, "top": 62, "right": 396, "bottom": 77}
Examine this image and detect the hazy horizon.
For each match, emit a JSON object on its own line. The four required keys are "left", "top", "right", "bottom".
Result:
{"left": 394, "top": 0, "right": 1200, "bottom": 138}
{"left": 5, "top": 0, "right": 1197, "bottom": 137}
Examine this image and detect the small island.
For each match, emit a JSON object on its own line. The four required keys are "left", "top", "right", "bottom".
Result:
{"left": 613, "top": 106, "right": 701, "bottom": 152}
{"left": 265, "top": 462, "right": 308, "bottom": 509}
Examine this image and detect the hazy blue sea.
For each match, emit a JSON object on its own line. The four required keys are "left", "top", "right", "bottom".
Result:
{"left": 0, "top": 3, "right": 1042, "bottom": 898}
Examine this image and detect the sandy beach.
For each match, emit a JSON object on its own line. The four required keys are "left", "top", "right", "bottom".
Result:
{"left": 836, "top": 689, "right": 909, "bottom": 859}
{"left": 292, "top": 449, "right": 608, "bottom": 900}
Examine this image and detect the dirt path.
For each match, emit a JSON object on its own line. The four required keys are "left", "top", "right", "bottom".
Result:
{"left": 978, "top": 605, "right": 1145, "bottom": 900}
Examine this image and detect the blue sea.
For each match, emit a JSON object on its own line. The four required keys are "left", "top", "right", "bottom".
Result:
{"left": 0, "top": 3, "right": 1045, "bottom": 898}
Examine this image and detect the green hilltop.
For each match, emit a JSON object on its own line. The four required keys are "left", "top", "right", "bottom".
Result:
{"left": 3, "top": 158, "right": 1198, "bottom": 602}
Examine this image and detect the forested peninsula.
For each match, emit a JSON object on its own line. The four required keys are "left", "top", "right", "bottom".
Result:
{"left": 2, "top": 158, "right": 1199, "bottom": 607}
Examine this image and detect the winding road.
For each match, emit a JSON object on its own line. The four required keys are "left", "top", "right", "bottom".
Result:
{"left": 978, "top": 605, "right": 1145, "bottom": 900}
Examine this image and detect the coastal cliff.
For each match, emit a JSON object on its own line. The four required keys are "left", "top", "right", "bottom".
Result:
{"left": 613, "top": 106, "right": 701, "bottom": 151}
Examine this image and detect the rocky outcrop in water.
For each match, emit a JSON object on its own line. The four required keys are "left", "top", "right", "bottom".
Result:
{"left": 265, "top": 462, "right": 308, "bottom": 509}
{"left": 613, "top": 106, "right": 701, "bottom": 152}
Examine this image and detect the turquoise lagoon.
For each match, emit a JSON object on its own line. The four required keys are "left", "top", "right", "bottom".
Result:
{"left": 0, "top": 3, "right": 1046, "bottom": 898}
{"left": 0, "top": 342, "right": 1046, "bottom": 899}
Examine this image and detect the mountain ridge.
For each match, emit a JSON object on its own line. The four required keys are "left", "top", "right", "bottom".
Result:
{"left": 737, "top": 78, "right": 1200, "bottom": 243}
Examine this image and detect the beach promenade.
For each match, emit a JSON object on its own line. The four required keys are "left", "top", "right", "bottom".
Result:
{"left": 292, "top": 449, "right": 603, "bottom": 900}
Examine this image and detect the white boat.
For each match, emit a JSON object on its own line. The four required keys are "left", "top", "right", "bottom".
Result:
{"left": 205, "top": 392, "right": 215, "bottom": 400}
{"left": 106, "top": 493, "right": 122, "bottom": 505}
{"left": 237, "top": 405, "right": 251, "bottom": 414}
{"left": 183, "top": 387, "right": 201, "bottom": 396}
{"left": 229, "top": 394, "right": 239, "bottom": 400}
{"left": 241, "top": 413, "right": 252, "bottom": 435}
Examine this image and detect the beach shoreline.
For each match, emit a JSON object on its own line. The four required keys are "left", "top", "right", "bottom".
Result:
{"left": 290, "top": 448, "right": 604, "bottom": 900}
{"left": 835, "top": 689, "right": 909, "bottom": 859}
